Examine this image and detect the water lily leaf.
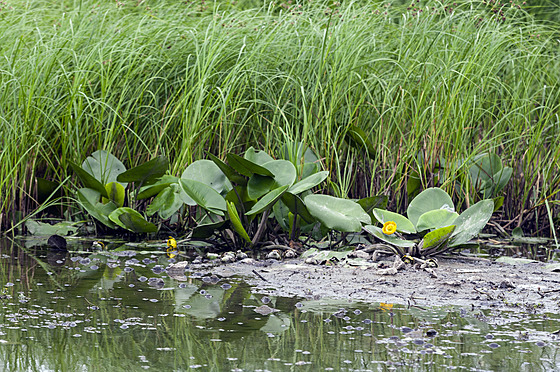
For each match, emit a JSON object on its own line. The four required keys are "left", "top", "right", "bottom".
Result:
{"left": 449, "top": 199, "right": 494, "bottom": 247}
{"left": 206, "top": 152, "right": 247, "bottom": 185}
{"left": 372, "top": 209, "right": 416, "bottom": 234}
{"left": 118, "top": 211, "right": 158, "bottom": 233}
{"left": 82, "top": 150, "right": 127, "bottom": 187}
{"left": 289, "top": 171, "right": 329, "bottom": 195}
{"left": 69, "top": 161, "right": 108, "bottom": 197}
{"left": 108, "top": 207, "right": 157, "bottom": 233}
{"left": 227, "top": 153, "right": 274, "bottom": 177}
{"left": 407, "top": 188, "right": 454, "bottom": 227}
{"left": 422, "top": 225, "right": 456, "bottom": 251}
{"left": 495, "top": 256, "right": 539, "bottom": 265}
{"left": 182, "top": 159, "right": 232, "bottom": 194}
{"left": 246, "top": 185, "right": 290, "bottom": 216}
{"left": 301, "top": 248, "right": 352, "bottom": 262}
{"left": 227, "top": 201, "right": 251, "bottom": 244}
{"left": 244, "top": 147, "right": 274, "bottom": 165}
{"left": 136, "top": 175, "right": 178, "bottom": 199}
{"left": 358, "top": 195, "right": 389, "bottom": 215}
{"left": 116, "top": 156, "right": 168, "bottom": 185}
{"left": 146, "top": 183, "right": 183, "bottom": 219}
{"left": 281, "top": 192, "right": 315, "bottom": 224}
{"left": 469, "top": 153, "right": 502, "bottom": 188}
{"left": 490, "top": 166, "right": 512, "bottom": 195}
{"left": 77, "top": 188, "right": 117, "bottom": 228}
{"left": 247, "top": 175, "right": 275, "bottom": 200}
{"left": 25, "top": 220, "right": 80, "bottom": 236}
{"left": 263, "top": 160, "right": 297, "bottom": 188}
{"left": 493, "top": 196, "right": 504, "bottom": 211}
{"left": 192, "top": 219, "right": 227, "bottom": 239}
{"left": 416, "top": 209, "right": 459, "bottom": 232}
{"left": 362, "top": 225, "right": 415, "bottom": 247}
{"left": 305, "top": 195, "right": 371, "bottom": 232}
{"left": 102, "top": 182, "right": 125, "bottom": 207}
{"left": 273, "top": 199, "right": 290, "bottom": 231}
{"left": 180, "top": 179, "right": 227, "bottom": 215}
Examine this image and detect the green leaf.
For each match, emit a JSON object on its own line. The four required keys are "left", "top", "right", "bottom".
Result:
{"left": 227, "top": 153, "right": 274, "bottom": 177}
{"left": 357, "top": 195, "right": 389, "bottom": 214}
{"left": 281, "top": 192, "right": 315, "bottom": 224}
{"left": 227, "top": 201, "right": 251, "bottom": 244}
{"left": 372, "top": 209, "right": 416, "bottom": 234}
{"left": 81, "top": 150, "right": 127, "bottom": 187}
{"left": 495, "top": 257, "right": 539, "bottom": 265}
{"left": 77, "top": 188, "right": 117, "bottom": 228}
{"left": 273, "top": 199, "right": 290, "bottom": 231}
{"left": 469, "top": 153, "right": 502, "bottom": 189}
{"left": 117, "top": 156, "right": 169, "bottom": 185}
{"left": 108, "top": 208, "right": 157, "bottom": 233}
{"left": 246, "top": 185, "right": 290, "bottom": 216}
{"left": 192, "top": 220, "right": 227, "bottom": 239}
{"left": 416, "top": 209, "right": 459, "bottom": 232}
{"left": 207, "top": 152, "right": 247, "bottom": 185}
{"left": 493, "top": 196, "right": 504, "bottom": 211}
{"left": 182, "top": 159, "right": 231, "bottom": 194}
{"left": 102, "top": 182, "right": 125, "bottom": 208}
{"left": 449, "top": 199, "right": 494, "bottom": 247}
{"left": 345, "top": 125, "right": 376, "bottom": 155}
{"left": 422, "top": 225, "right": 456, "bottom": 251}
{"left": 146, "top": 184, "right": 183, "bottom": 219}
{"left": 69, "top": 161, "right": 108, "bottom": 197}
{"left": 136, "top": 175, "right": 178, "bottom": 199}
{"left": 362, "top": 225, "right": 416, "bottom": 248}
{"left": 244, "top": 147, "right": 274, "bottom": 165}
{"left": 305, "top": 194, "right": 371, "bottom": 232}
{"left": 407, "top": 188, "right": 454, "bottom": 227}
{"left": 179, "top": 179, "right": 227, "bottom": 215}
{"left": 247, "top": 175, "right": 275, "bottom": 200}
{"left": 25, "top": 220, "right": 79, "bottom": 236}
{"left": 289, "top": 171, "right": 329, "bottom": 195}
{"left": 263, "top": 160, "right": 297, "bottom": 188}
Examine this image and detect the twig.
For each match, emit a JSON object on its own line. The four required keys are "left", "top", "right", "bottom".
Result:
{"left": 252, "top": 270, "right": 267, "bottom": 282}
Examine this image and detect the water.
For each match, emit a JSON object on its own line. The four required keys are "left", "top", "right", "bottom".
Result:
{"left": 1, "top": 237, "right": 559, "bottom": 371}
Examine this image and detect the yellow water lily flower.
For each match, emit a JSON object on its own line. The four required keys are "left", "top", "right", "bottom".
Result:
{"left": 167, "top": 236, "right": 177, "bottom": 249}
{"left": 382, "top": 221, "right": 397, "bottom": 235}
{"left": 379, "top": 303, "right": 393, "bottom": 312}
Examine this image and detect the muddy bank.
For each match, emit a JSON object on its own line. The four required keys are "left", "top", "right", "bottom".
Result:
{"left": 202, "top": 257, "right": 560, "bottom": 313}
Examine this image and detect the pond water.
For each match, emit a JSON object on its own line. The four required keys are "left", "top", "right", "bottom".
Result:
{"left": 1, "top": 237, "right": 559, "bottom": 371}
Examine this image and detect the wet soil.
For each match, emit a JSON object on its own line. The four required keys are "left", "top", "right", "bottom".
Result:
{"left": 203, "top": 256, "right": 560, "bottom": 314}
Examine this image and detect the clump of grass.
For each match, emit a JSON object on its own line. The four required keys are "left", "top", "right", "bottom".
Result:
{"left": 0, "top": 0, "right": 558, "bottom": 236}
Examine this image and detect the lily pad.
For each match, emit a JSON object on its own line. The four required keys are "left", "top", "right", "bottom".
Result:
{"left": 449, "top": 199, "right": 494, "bottom": 247}
{"left": 416, "top": 209, "right": 459, "bottom": 232}
{"left": 180, "top": 179, "right": 227, "bottom": 215}
{"left": 102, "top": 182, "right": 125, "bottom": 208}
{"left": 246, "top": 185, "right": 289, "bottom": 216}
{"left": 108, "top": 207, "right": 157, "bottom": 233}
{"left": 117, "top": 155, "right": 168, "bottom": 185}
{"left": 81, "top": 150, "right": 127, "bottom": 187}
{"left": 407, "top": 188, "right": 454, "bottom": 227}
{"left": 372, "top": 209, "right": 416, "bottom": 234}
{"left": 288, "top": 171, "right": 329, "bottom": 195}
{"left": 305, "top": 194, "right": 371, "bottom": 232}
{"left": 422, "top": 225, "right": 456, "bottom": 251}
{"left": 25, "top": 220, "right": 80, "bottom": 236}
{"left": 362, "top": 225, "right": 416, "bottom": 248}
{"left": 182, "top": 159, "right": 231, "bottom": 194}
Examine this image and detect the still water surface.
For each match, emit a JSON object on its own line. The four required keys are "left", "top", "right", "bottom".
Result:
{"left": 1, "top": 237, "right": 559, "bottom": 371}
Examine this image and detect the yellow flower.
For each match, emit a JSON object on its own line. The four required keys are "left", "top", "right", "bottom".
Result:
{"left": 382, "top": 221, "right": 397, "bottom": 235}
{"left": 167, "top": 236, "right": 177, "bottom": 249}
{"left": 379, "top": 303, "right": 393, "bottom": 312}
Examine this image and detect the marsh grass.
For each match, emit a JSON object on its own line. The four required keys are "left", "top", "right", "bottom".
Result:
{"left": 0, "top": 0, "right": 558, "bottom": 236}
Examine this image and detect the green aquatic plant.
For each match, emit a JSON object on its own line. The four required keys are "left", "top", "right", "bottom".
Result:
{"left": 363, "top": 188, "right": 495, "bottom": 258}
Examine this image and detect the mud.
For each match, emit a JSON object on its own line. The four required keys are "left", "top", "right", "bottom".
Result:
{"left": 203, "top": 256, "right": 560, "bottom": 313}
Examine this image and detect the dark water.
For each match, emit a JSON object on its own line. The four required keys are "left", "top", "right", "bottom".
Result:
{"left": 1, "top": 237, "right": 559, "bottom": 371}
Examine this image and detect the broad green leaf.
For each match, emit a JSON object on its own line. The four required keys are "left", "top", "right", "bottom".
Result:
{"left": 281, "top": 192, "right": 315, "bottom": 224}
{"left": 449, "top": 199, "right": 494, "bottom": 247}
{"left": 483, "top": 167, "right": 513, "bottom": 197}
{"left": 227, "top": 153, "right": 274, "bottom": 177}
{"left": 136, "top": 175, "right": 178, "bottom": 199}
{"left": 345, "top": 125, "right": 376, "bottom": 155}
{"left": 102, "top": 182, "right": 125, "bottom": 207}
{"left": 288, "top": 171, "right": 329, "bottom": 195}
{"left": 422, "top": 225, "right": 456, "bottom": 250}
{"left": 207, "top": 152, "right": 247, "bottom": 185}
{"left": 469, "top": 153, "right": 502, "bottom": 188}
{"left": 227, "top": 201, "right": 251, "bottom": 244}
{"left": 146, "top": 184, "right": 183, "bottom": 219}
{"left": 182, "top": 159, "right": 231, "bottom": 193}
{"left": 69, "top": 161, "right": 108, "bottom": 197}
{"left": 372, "top": 209, "right": 416, "bottom": 234}
{"left": 263, "top": 160, "right": 297, "bottom": 188}
{"left": 117, "top": 156, "right": 169, "bottom": 184}
{"left": 416, "top": 209, "right": 459, "bottom": 232}
{"left": 81, "top": 150, "right": 127, "bottom": 187}
{"left": 77, "top": 188, "right": 117, "bottom": 228}
{"left": 407, "top": 188, "right": 454, "bottom": 227}
{"left": 109, "top": 208, "right": 157, "bottom": 233}
{"left": 244, "top": 147, "right": 274, "bottom": 165}
{"left": 25, "top": 220, "right": 79, "bottom": 236}
{"left": 493, "top": 196, "right": 504, "bottom": 211}
{"left": 301, "top": 162, "right": 319, "bottom": 179}
{"left": 357, "top": 195, "right": 389, "bottom": 215}
{"left": 305, "top": 194, "right": 371, "bottom": 232}
{"left": 273, "top": 199, "right": 290, "bottom": 231}
{"left": 179, "top": 179, "right": 227, "bottom": 215}
{"left": 362, "top": 225, "right": 415, "bottom": 248}
{"left": 247, "top": 174, "right": 275, "bottom": 200}
{"left": 246, "top": 185, "right": 290, "bottom": 216}
{"left": 192, "top": 220, "right": 227, "bottom": 239}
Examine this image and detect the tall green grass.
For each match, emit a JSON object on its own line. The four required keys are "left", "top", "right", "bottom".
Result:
{"left": 0, "top": 0, "right": 558, "bottom": 236}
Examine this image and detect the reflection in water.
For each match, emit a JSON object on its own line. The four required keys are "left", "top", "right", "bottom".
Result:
{"left": 0, "top": 237, "right": 559, "bottom": 371}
